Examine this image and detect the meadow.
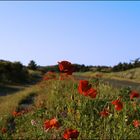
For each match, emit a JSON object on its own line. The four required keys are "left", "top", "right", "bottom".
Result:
{"left": 0, "top": 61, "right": 140, "bottom": 139}
{"left": 74, "top": 67, "right": 140, "bottom": 83}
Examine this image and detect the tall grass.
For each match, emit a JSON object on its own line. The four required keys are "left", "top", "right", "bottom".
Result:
{"left": 0, "top": 75, "right": 140, "bottom": 139}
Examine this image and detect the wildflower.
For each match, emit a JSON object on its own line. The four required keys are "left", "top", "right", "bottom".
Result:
{"left": 12, "top": 111, "right": 21, "bottom": 117}
{"left": 1, "top": 127, "right": 6, "bottom": 134}
{"left": 12, "top": 111, "right": 17, "bottom": 117}
{"left": 130, "top": 91, "right": 140, "bottom": 100}
{"left": 78, "top": 80, "right": 97, "bottom": 98}
{"left": 78, "top": 80, "right": 91, "bottom": 96}
{"left": 87, "top": 88, "right": 97, "bottom": 98}
{"left": 133, "top": 120, "right": 140, "bottom": 128}
{"left": 63, "top": 129, "right": 79, "bottom": 139}
{"left": 100, "top": 108, "right": 109, "bottom": 117}
{"left": 44, "top": 118, "right": 59, "bottom": 130}
{"left": 31, "top": 119, "right": 37, "bottom": 126}
{"left": 43, "top": 71, "right": 56, "bottom": 81}
{"left": 60, "top": 111, "right": 67, "bottom": 118}
{"left": 112, "top": 99, "right": 123, "bottom": 111}
{"left": 58, "top": 61, "right": 74, "bottom": 75}
{"left": 124, "top": 115, "right": 128, "bottom": 122}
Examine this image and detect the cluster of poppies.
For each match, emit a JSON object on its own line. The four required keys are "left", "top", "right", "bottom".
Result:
{"left": 2, "top": 60, "right": 140, "bottom": 137}
{"left": 111, "top": 99, "right": 123, "bottom": 111}
{"left": 100, "top": 90, "right": 140, "bottom": 127}
{"left": 99, "top": 99, "right": 123, "bottom": 117}
{"left": 58, "top": 60, "right": 98, "bottom": 99}
{"left": 42, "top": 62, "right": 79, "bottom": 139}
{"left": 78, "top": 80, "right": 97, "bottom": 98}
{"left": 100, "top": 90, "right": 140, "bottom": 118}
{"left": 57, "top": 60, "right": 98, "bottom": 139}
{"left": 59, "top": 61, "right": 140, "bottom": 126}
{"left": 42, "top": 61, "right": 74, "bottom": 81}
{"left": 43, "top": 118, "right": 79, "bottom": 139}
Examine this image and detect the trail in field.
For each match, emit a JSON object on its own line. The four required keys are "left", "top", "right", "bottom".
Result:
{"left": 74, "top": 76, "right": 140, "bottom": 92}
{"left": 0, "top": 84, "right": 24, "bottom": 96}
{"left": 0, "top": 83, "right": 35, "bottom": 96}
{"left": 102, "top": 78, "right": 140, "bottom": 91}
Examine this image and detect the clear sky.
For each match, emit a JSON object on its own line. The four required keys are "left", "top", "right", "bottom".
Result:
{"left": 0, "top": 1, "right": 140, "bottom": 66}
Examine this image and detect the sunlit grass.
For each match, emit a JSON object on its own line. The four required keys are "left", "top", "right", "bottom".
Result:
{"left": 0, "top": 85, "right": 39, "bottom": 117}
{"left": 0, "top": 74, "right": 140, "bottom": 139}
{"left": 74, "top": 67, "right": 140, "bottom": 83}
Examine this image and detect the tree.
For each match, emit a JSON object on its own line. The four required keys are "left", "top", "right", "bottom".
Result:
{"left": 28, "top": 60, "right": 37, "bottom": 70}
{"left": 131, "top": 58, "right": 140, "bottom": 68}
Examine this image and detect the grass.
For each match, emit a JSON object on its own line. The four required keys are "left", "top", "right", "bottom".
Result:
{"left": 0, "top": 85, "right": 39, "bottom": 117}
{"left": 0, "top": 72, "right": 140, "bottom": 139}
{"left": 0, "top": 69, "right": 43, "bottom": 117}
{"left": 74, "top": 67, "right": 140, "bottom": 83}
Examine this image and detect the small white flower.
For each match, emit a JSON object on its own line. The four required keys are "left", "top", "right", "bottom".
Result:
{"left": 125, "top": 115, "right": 128, "bottom": 122}
{"left": 31, "top": 119, "right": 37, "bottom": 126}
{"left": 109, "top": 113, "right": 113, "bottom": 119}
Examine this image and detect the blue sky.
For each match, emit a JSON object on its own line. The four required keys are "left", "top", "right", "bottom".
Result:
{"left": 0, "top": 1, "right": 140, "bottom": 66}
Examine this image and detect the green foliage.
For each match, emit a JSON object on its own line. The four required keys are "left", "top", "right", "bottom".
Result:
{"left": 38, "top": 65, "right": 59, "bottom": 73}
{"left": 0, "top": 60, "right": 29, "bottom": 83}
{"left": 112, "top": 58, "right": 140, "bottom": 72}
{"left": 119, "top": 87, "right": 132, "bottom": 101}
{"left": 28, "top": 60, "right": 37, "bottom": 70}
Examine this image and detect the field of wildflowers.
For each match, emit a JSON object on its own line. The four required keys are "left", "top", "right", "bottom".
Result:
{"left": 0, "top": 60, "right": 140, "bottom": 139}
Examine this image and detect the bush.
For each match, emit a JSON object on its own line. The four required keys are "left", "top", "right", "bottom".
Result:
{"left": 0, "top": 60, "right": 29, "bottom": 83}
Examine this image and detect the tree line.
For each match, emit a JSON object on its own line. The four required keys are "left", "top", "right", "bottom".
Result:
{"left": 112, "top": 58, "right": 140, "bottom": 72}
{"left": 0, "top": 58, "right": 140, "bottom": 83}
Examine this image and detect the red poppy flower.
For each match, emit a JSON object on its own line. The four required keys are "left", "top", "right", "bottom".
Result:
{"left": 44, "top": 118, "right": 59, "bottom": 130}
{"left": 78, "top": 80, "right": 91, "bottom": 96}
{"left": 43, "top": 71, "right": 56, "bottom": 81}
{"left": 12, "top": 111, "right": 22, "bottom": 117}
{"left": 63, "top": 129, "right": 79, "bottom": 140}
{"left": 58, "top": 61, "right": 74, "bottom": 75}
{"left": 133, "top": 120, "right": 140, "bottom": 128}
{"left": 1, "top": 127, "right": 6, "bottom": 134}
{"left": 112, "top": 99, "right": 123, "bottom": 111}
{"left": 87, "top": 88, "right": 97, "bottom": 98}
{"left": 100, "top": 108, "right": 109, "bottom": 117}
{"left": 130, "top": 91, "right": 140, "bottom": 100}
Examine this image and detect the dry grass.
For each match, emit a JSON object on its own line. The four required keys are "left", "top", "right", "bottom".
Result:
{"left": 0, "top": 84, "right": 40, "bottom": 117}
{"left": 74, "top": 68, "right": 140, "bottom": 83}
